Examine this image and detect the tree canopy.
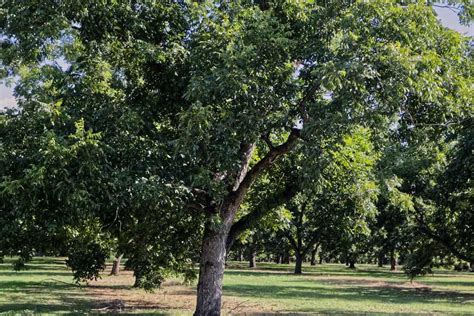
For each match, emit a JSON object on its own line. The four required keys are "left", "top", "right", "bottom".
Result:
{"left": 1, "top": 1, "right": 472, "bottom": 315}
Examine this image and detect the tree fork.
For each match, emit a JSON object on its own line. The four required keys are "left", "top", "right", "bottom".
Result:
{"left": 194, "top": 82, "right": 316, "bottom": 315}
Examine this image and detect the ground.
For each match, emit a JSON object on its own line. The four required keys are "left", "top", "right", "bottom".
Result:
{"left": 0, "top": 258, "right": 473, "bottom": 314}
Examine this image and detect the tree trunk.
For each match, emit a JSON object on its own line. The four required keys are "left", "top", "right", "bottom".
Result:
{"left": 110, "top": 254, "right": 123, "bottom": 276}
{"left": 194, "top": 132, "right": 302, "bottom": 315}
{"left": 283, "top": 251, "right": 290, "bottom": 264}
{"left": 348, "top": 259, "right": 356, "bottom": 269}
{"left": 238, "top": 250, "right": 243, "bottom": 262}
{"left": 310, "top": 249, "right": 317, "bottom": 266}
{"left": 194, "top": 226, "right": 228, "bottom": 316}
{"left": 319, "top": 253, "right": 323, "bottom": 264}
{"left": 249, "top": 245, "right": 257, "bottom": 268}
{"left": 133, "top": 271, "right": 142, "bottom": 288}
{"left": 378, "top": 251, "right": 384, "bottom": 267}
{"left": 294, "top": 252, "right": 303, "bottom": 274}
{"left": 390, "top": 252, "right": 396, "bottom": 271}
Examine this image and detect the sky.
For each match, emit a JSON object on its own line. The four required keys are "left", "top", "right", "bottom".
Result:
{"left": 1, "top": 6, "right": 473, "bottom": 110}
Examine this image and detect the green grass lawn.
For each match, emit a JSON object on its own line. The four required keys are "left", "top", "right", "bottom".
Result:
{"left": 1, "top": 258, "right": 473, "bottom": 314}
{"left": 223, "top": 262, "right": 474, "bottom": 314}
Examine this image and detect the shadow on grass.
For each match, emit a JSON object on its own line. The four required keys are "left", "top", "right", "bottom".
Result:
{"left": 0, "top": 264, "right": 69, "bottom": 272}
{"left": 0, "top": 258, "right": 94, "bottom": 313}
{"left": 0, "top": 280, "right": 91, "bottom": 314}
{"left": 223, "top": 282, "right": 474, "bottom": 311}
{"left": 421, "top": 279, "right": 474, "bottom": 288}
{"left": 0, "top": 270, "right": 72, "bottom": 277}
{"left": 226, "top": 262, "right": 408, "bottom": 279}
{"left": 224, "top": 269, "right": 408, "bottom": 282}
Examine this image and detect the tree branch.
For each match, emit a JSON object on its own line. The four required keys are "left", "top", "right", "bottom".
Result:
{"left": 226, "top": 179, "right": 298, "bottom": 251}
{"left": 302, "top": 229, "right": 323, "bottom": 257}
{"left": 286, "top": 232, "right": 298, "bottom": 252}
{"left": 431, "top": 4, "right": 461, "bottom": 15}
{"left": 413, "top": 206, "right": 473, "bottom": 262}
{"left": 228, "top": 128, "right": 301, "bottom": 203}
{"left": 221, "top": 81, "right": 319, "bottom": 219}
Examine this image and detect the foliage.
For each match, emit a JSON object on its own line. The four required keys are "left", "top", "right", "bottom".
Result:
{"left": 0, "top": 1, "right": 472, "bottom": 311}
{"left": 65, "top": 220, "right": 111, "bottom": 283}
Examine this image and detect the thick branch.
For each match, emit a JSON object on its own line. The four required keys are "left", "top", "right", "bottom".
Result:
{"left": 220, "top": 81, "right": 319, "bottom": 222}
{"left": 228, "top": 81, "right": 319, "bottom": 203}
{"left": 230, "top": 143, "right": 256, "bottom": 191}
{"left": 286, "top": 232, "right": 299, "bottom": 253}
{"left": 229, "top": 128, "right": 301, "bottom": 201}
{"left": 226, "top": 180, "right": 299, "bottom": 251}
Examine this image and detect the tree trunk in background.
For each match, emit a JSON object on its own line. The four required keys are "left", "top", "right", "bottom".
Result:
{"left": 319, "top": 252, "right": 323, "bottom": 264}
{"left": 294, "top": 252, "right": 303, "bottom": 274}
{"left": 275, "top": 253, "right": 282, "bottom": 264}
{"left": 194, "top": 225, "right": 228, "bottom": 316}
{"left": 238, "top": 250, "right": 243, "bottom": 262}
{"left": 249, "top": 244, "right": 257, "bottom": 268}
{"left": 110, "top": 254, "right": 123, "bottom": 276}
{"left": 348, "top": 259, "right": 356, "bottom": 269}
{"left": 310, "top": 249, "right": 317, "bottom": 266}
{"left": 378, "top": 251, "right": 384, "bottom": 267}
{"left": 283, "top": 251, "right": 290, "bottom": 264}
{"left": 133, "top": 271, "right": 142, "bottom": 288}
{"left": 390, "top": 252, "right": 397, "bottom": 271}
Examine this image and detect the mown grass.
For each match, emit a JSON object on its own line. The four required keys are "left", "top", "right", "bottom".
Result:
{"left": 223, "top": 262, "right": 474, "bottom": 314}
{"left": 0, "top": 257, "right": 90, "bottom": 315}
{"left": 0, "top": 257, "right": 473, "bottom": 314}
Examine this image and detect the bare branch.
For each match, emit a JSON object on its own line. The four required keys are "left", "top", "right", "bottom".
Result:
{"left": 431, "top": 4, "right": 461, "bottom": 15}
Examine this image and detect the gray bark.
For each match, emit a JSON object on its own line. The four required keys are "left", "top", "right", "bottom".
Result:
{"left": 110, "top": 254, "right": 123, "bottom": 276}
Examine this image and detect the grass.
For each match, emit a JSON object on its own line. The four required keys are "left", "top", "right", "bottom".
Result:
{"left": 0, "top": 258, "right": 473, "bottom": 314}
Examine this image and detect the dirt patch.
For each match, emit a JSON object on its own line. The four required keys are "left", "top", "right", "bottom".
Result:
{"left": 84, "top": 269, "right": 271, "bottom": 314}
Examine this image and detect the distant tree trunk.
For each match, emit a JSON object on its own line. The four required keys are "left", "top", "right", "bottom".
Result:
{"left": 294, "top": 252, "right": 303, "bottom": 274}
{"left": 133, "top": 271, "right": 142, "bottom": 288}
{"left": 275, "top": 253, "right": 282, "bottom": 264}
{"left": 249, "top": 245, "right": 257, "bottom": 268}
{"left": 110, "top": 254, "right": 123, "bottom": 276}
{"left": 319, "top": 252, "right": 324, "bottom": 264}
{"left": 283, "top": 251, "right": 290, "bottom": 264}
{"left": 390, "top": 252, "right": 397, "bottom": 271}
{"left": 378, "top": 251, "right": 384, "bottom": 267}
{"left": 348, "top": 259, "right": 356, "bottom": 269}
{"left": 310, "top": 248, "right": 317, "bottom": 266}
{"left": 470, "top": 262, "right": 474, "bottom": 272}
